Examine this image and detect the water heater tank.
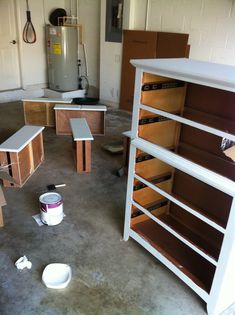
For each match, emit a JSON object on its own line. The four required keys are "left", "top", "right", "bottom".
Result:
{"left": 46, "top": 25, "right": 78, "bottom": 91}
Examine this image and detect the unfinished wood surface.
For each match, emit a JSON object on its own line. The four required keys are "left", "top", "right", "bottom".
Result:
{"left": 132, "top": 219, "right": 215, "bottom": 293}
{"left": 0, "top": 152, "right": 9, "bottom": 187}
{"left": 76, "top": 140, "right": 91, "bottom": 173}
{"left": 141, "top": 73, "right": 186, "bottom": 113}
{"left": 133, "top": 180, "right": 172, "bottom": 206}
{"left": 55, "top": 110, "right": 105, "bottom": 135}
{"left": 32, "top": 133, "right": 44, "bottom": 169}
{"left": 24, "top": 101, "right": 47, "bottom": 125}
{"left": 163, "top": 207, "right": 223, "bottom": 260}
{"left": 131, "top": 205, "right": 168, "bottom": 225}
{"left": 141, "top": 86, "right": 186, "bottom": 113}
{"left": 172, "top": 170, "right": 232, "bottom": 229}
{"left": 135, "top": 157, "right": 173, "bottom": 179}
{"left": 139, "top": 120, "right": 180, "bottom": 148}
{"left": 46, "top": 102, "right": 56, "bottom": 126}
{"left": 23, "top": 100, "right": 72, "bottom": 127}
{"left": 0, "top": 206, "right": 3, "bottom": 227}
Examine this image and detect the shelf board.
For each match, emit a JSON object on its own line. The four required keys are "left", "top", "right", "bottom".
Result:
{"left": 131, "top": 219, "right": 215, "bottom": 293}
{"left": 157, "top": 213, "right": 221, "bottom": 261}
{"left": 179, "top": 142, "right": 235, "bottom": 181}
{"left": 132, "top": 200, "right": 218, "bottom": 266}
{"left": 134, "top": 173, "right": 226, "bottom": 233}
{"left": 132, "top": 138, "right": 235, "bottom": 197}
{"left": 183, "top": 107, "right": 235, "bottom": 136}
{"left": 140, "top": 104, "right": 235, "bottom": 143}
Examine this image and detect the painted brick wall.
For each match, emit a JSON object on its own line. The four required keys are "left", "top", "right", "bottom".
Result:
{"left": 144, "top": 0, "right": 235, "bottom": 65}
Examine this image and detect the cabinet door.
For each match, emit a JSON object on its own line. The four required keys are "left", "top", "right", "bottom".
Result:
{"left": 119, "top": 30, "right": 157, "bottom": 112}
{"left": 155, "top": 32, "right": 189, "bottom": 58}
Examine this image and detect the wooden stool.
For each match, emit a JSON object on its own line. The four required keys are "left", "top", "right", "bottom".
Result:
{"left": 70, "top": 118, "right": 94, "bottom": 173}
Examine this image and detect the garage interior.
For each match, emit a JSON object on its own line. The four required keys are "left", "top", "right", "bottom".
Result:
{"left": 0, "top": 1, "right": 235, "bottom": 315}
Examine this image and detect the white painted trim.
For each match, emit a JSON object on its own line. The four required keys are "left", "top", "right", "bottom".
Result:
{"left": 131, "top": 59, "right": 235, "bottom": 93}
{"left": 140, "top": 104, "right": 235, "bottom": 142}
{"left": 207, "top": 198, "right": 235, "bottom": 315}
{"left": 70, "top": 118, "right": 94, "bottom": 141}
{"left": 132, "top": 138, "right": 235, "bottom": 197}
{"left": 22, "top": 98, "right": 73, "bottom": 103}
{"left": 122, "top": 130, "right": 132, "bottom": 138}
{"left": 0, "top": 126, "right": 44, "bottom": 152}
{"left": 54, "top": 104, "right": 107, "bottom": 111}
{"left": 134, "top": 174, "right": 225, "bottom": 234}
{"left": 131, "top": 69, "right": 143, "bottom": 138}
{"left": 129, "top": 229, "right": 209, "bottom": 302}
{"left": 123, "top": 144, "right": 136, "bottom": 241}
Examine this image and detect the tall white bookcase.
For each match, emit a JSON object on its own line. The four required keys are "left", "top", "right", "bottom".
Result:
{"left": 123, "top": 58, "right": 235, "bottom": 315}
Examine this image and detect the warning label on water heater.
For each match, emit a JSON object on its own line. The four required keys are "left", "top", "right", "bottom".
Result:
{"left": 53, "top": 43, "right": 61, "bottom": 55}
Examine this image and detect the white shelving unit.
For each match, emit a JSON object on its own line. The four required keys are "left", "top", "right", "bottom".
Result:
{"left": 123, "top": 58, "right": 235, "bottom": 315}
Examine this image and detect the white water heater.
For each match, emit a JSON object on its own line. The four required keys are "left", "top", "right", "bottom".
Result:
{"left": 46, "top": 25, "right": 78, "bottom": 91}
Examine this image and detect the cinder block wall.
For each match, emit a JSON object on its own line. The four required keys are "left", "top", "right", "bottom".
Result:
{"left": 143, "top": 0, "right": 235, "bottom": 65}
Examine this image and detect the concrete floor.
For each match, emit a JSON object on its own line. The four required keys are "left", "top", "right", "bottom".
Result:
{"left": 0, "top": 102, "right": 213, "bottom": 315}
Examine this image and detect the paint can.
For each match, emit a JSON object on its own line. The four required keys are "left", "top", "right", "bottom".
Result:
{"left": 39, "top": 192, "right": 63, "bottom": 226}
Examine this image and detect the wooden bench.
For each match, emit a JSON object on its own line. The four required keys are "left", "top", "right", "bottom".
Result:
{"left": 0, "top": 126, "right": 45, "bottom": 187}
{"left": 22, "top": 98, "right": 73, "bottom": 127}
{"left": 70, "top": 118, "right": 94, "bottom": 173}
{"left": 54, "top": 104, "right": 107, "bottom": 136}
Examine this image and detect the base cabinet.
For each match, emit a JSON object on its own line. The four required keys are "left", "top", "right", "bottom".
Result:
{"left": 124, "top": 58, "right": 235, "bottom": 315}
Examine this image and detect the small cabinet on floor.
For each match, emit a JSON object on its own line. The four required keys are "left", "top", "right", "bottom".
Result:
{"left": 0, "top": 126, "right": 45, "bottom": 187}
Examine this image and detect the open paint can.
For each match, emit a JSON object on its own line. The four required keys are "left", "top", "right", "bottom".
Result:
{"left": 39, "top": 192, "right": 63, "bottom": 226}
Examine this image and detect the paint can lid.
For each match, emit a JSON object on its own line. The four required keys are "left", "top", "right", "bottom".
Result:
{"left": 39, "top": 192, "right": 62, "bottom": 204}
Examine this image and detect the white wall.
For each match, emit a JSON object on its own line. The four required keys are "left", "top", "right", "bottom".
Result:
{"left": 99, "top": 0, "right": 235, "bottom": 108}
{"left": 139, "top": 0, "right": 235, "bottom": 65}
{"left": 99, "top": 0, "right": 123, "bottom": 107}
{"left": 16, "top": 0, "right": 47, "bottom": 89}
{"left": 77, "top": 0, "right": 100, "bottom": 97}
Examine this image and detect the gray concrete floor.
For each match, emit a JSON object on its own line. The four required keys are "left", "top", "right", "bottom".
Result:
{"left": 0, "top": 101, "right": 209, "bottom": 315}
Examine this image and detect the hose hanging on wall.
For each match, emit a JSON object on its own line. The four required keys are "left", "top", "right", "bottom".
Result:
{"left": 23, "top": 0, "right": 36, "bottom": 44}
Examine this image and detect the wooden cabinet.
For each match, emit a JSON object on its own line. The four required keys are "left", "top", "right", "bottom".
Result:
{"left": 23, "top": 98, "right": 73, "bottom": 127}
{"left": 124, "top": 58, "right": 235, "bottom": 315}
{"left": 119, "top": 30, "right": 189, "bottom": 112}
{"left": 54, "top": 104, "right": 107, "bottom": 136}
{"left": 0, "top": 126, "right": 44, "bottom": 187}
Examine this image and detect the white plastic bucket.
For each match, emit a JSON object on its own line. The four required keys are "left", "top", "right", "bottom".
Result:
{"left": 39, "top": 192, "right": 63, "bottom": 226}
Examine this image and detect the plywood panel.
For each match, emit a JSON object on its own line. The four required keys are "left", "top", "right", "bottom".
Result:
{"left": 141, "top": 86, "right": 186, "bottom": 113}
{"left": 133, "top": 180, "right": 171, "bottom": 206}
{"left": 55, "top": 110, "right": 105, "bottom": 135}
{"left": 32, "top": 133, "right": 44, "bottom": 168}
{"left": 135, "top": 157, "right": 173, "bottom": 179}
{"left": 24, "top": 102, "right": 47, "bottom": 125}
{"left": 139, "top": 120, "right": 180, "bottom": 148}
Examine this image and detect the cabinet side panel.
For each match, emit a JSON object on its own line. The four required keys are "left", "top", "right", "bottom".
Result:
{"left": 119, "top": 30, "right": 158, "bottom": 111}
{"left": 55, "top": 110, "right": 104, "bottom": 135}
{"left": 23, "top": 102, "right": 47, "bottom": 125}
{"left": 32, "top": 133, "right": 44, "bottom": 169}
{"left": 155, "top": 33, "right": 189, "bottom": 58}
